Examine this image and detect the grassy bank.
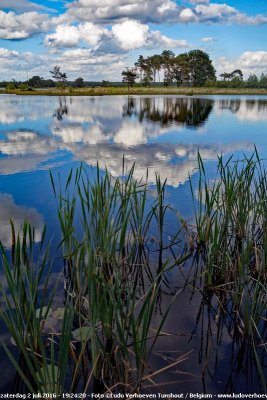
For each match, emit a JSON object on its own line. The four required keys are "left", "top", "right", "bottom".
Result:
{"left": 2, "top": 86, "right": 267, "bottom": 96}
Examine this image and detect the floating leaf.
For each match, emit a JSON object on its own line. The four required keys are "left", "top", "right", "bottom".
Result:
{"left": 72, "top": 326, "right": 94, "bottom": 342}
{"left": 40, "top": 317, "right": 61, "bottom": 334}
{"left": 36, "top": 307, "right": 52, "bottom": 319}
{"left": 52, "top": 308, "right": 65, "bottom": 320}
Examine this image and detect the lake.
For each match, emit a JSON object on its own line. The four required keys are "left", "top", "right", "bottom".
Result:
{"left": 0, "top": 94, "right": 266, "bottom": 394}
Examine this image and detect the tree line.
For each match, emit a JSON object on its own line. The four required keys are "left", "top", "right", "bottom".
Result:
{"left": 123, "top": 50, "right": 216, "bottom": 87}
{"left": 1, "top": 55, "right": 267, "bottom": 89}
{"left": 122, "top": 49, "right": 267, "bottom": 89}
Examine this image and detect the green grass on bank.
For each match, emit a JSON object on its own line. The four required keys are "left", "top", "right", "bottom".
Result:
{"left": 2, "top": 86, "right": 267, "bottom": 96}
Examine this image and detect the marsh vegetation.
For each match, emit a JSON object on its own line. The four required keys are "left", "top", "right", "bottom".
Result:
{"left": 0, "top": 152, "right": 266, "bottom": 394}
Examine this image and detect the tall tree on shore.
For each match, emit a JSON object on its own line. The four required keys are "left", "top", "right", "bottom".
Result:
{"left": 172, "top": 53, "right": 190, "bottom": 86}
{"left": 135, "top": 55, "right": 146, "bottom": 82}
{"left": 122, "top": 68, "right": 138, "bottom": 88}
{"left": 220, "top": 69, "right": 243, "bottom": 81}
{"left": 187, "top": 50, "right": 216, "bottom": 86}
{"left": 161, "top": 50, "right": 175, "bottom": 86}
{"left": 50, "top": 66, "right": 67, "bottom": 87}
{"left": 148, "top": 54, "right": 162, "bottom": 83}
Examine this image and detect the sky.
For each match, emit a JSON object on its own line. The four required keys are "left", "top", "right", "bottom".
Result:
{"left": 0, "top": 0, "right": 266, "bottom": 81}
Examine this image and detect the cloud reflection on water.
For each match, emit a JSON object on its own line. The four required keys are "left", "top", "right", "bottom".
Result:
{"left": 0, "top": 193, "right": 44, "bottom": 247}
{"left": 0, "top": 95, "right": 265, "bottom": 186}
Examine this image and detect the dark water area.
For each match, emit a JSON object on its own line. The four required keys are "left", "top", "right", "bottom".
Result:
{"left": 0, "top": 94, "right": 266, "bottom": 394}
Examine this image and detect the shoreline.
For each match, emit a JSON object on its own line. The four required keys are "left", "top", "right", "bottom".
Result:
{"left": 1, "top": 86, "right": 267, "bottom": 96}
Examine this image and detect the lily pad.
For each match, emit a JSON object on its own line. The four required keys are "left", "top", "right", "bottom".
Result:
{"left": 36, "top": 307, "right": 52, "bottom": 319}
{"left": 40, "top": 317, "right": 62, "bottom": 334}
{"left": 72, "top": 326, "right": 94, "bottom": 342}
{"left": 52, "top": 307, "right": 65, "bottom": 320}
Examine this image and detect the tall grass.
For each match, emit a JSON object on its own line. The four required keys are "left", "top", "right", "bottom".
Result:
{"left": 51, "top": 163, "right": 188, "bottom": 393}
{"left": 0, "top": 153, "right": 266, "bottom": 393}
{"left": 0, "top": 162, "right": 188, "bottom": 394}
{"left": 189, "top": 151, "right": 267, "bottom": 391}
{"left": 0, "top": 221, "right": 74, "bottom": 394}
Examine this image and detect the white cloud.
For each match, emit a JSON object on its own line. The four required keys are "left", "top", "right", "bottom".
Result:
{"left": 0, "top": 0, "right": 53, "bottom": 11}
{"left": 201, "top": 36, "right": 216, "bottom": 42}
{"left": 195, "top": 3, "right": 267, "bottom": 25}
{"left": 65, "top": 0, "right": 183, "bottom": 24}
{"left": 45, "top": 19, "right": 188, "bottom": 52}
{"left": 45, "top": 22, "right": 107, "bottom": 47}
{"left": 0, "top": 0, "right": 265, "bottom": 47}
{"left": 215, "top": 51, "right": 267, "bottom": 78}
{"left": 179, "top": 8, "right": 197, "bottom": 23}
{"left": 0, "top": 48, "right": 19, "bottom": 58}
{"left": 111, "top": 20, "right": 188, "bottom": 50}
{"left": 0, "top": 10, "right": 49, "bottom": 39}
{"left": 64, "top": 0, "right": 267, "bottom": 26}
{"left": 112, "top": 20, "right": 149, "bottom": 50}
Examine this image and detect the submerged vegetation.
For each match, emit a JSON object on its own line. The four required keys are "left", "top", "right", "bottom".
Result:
{"left": 0, "top": 153, "right": 266, "bottom": 394}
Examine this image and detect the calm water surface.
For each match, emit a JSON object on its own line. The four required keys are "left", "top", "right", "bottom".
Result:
{"left": 0, "top": 94, "right": 266, "bottom": 393}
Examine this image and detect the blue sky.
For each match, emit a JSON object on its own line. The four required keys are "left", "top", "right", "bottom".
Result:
{"left": 0, "top": 0, "right": 266, "bottom": 81}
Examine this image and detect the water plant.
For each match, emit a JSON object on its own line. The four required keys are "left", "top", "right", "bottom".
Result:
{"left": 0, "top": 221, "right": 74, "bottom": 394}
{"left": 0, "top": 162, "right": 188, "bottom": 394}
{"left": 189, "top": 151, "right": 267, "bottom": 391}
{"left": 51, "top": 163, "right": 188, "bottom": 393}
{"left": 0, "top": 152, "right": 266, "bottom": 394}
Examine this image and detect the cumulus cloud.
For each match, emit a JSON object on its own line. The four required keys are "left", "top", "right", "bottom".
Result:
{"left": 0, "top": 10, "right": 49, "bottom": 39}
{"left": 111, "top": 20, "right": 188, "bottom": 50}
{"left": 179, "top": 8, "right": 197, "bottom": 23}
{"left": 215, "top": 51, "right": 267, "bottom": 78}
{"left": 45, "top": 22, "right": 108, "bottom": 47}
{"left": 112, "top": 20, "right": 149, "bottom": 50}
{"left": 44, "top": 19, "right": 188, "bottom": 53}
{"left": 65, "top": 0, "right": 184, "bottom": 24}
{"left": 0, "top": 0, "right": 266, "bottom": 46}
{"left": 64, "top": 0, "right": 267, "bottom": 26}
{"left": 0, "top": 48, "right": 19, "bottom": 58}
{"left": 195, "top": 3, "right": 267, "bottom": 25}
{"left": 0, "top": 0, "right": 52, "bottom": 11}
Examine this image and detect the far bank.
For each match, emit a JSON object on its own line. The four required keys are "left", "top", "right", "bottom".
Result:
{"left": 2, "top": 86, "right": 267, "bottom": 96}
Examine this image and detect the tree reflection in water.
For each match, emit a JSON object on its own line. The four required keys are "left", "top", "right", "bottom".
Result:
{"left": 123, "top": 97, "right": 214, "bottom": 128}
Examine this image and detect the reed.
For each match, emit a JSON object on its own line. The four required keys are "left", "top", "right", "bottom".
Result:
{"left": 189, "top": 151, "right": 267, "bottom": 390}
{"left": 0, "top": 162, "right": 188, "bottom": 395}
{"left": 0, "top": 153, "right": 266, "bottom": 393}
{"left": 0, "top": 221, "right": 76, "bottom": 394}
{"left": 51, "top": 162, "right": 188, "bottom": 393}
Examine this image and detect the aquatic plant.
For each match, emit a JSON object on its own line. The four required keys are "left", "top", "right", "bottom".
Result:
{"left": 0, "top": 163, "right": 188, "bottom": 394}
{"left": 51, "top": 162, "right": 188, "bottom": 393}
{"left": 189, "top": 151, "right": 267, "bottom": 391}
